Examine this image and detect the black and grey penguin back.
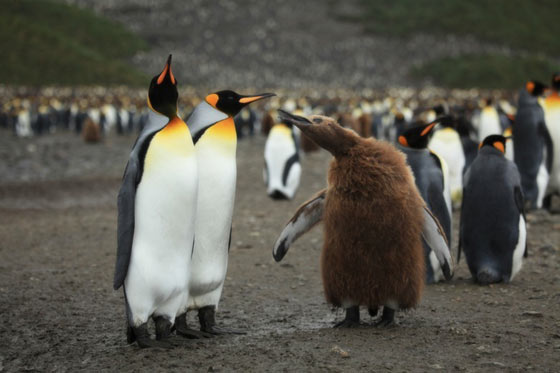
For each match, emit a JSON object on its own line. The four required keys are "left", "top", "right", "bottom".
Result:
{"left": 148, "top": 54, "right": 178, "bottom": 118}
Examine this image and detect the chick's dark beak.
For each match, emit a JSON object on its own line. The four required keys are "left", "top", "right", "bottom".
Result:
{"left": 278, "top": 109, "right": 312, "bottom": 128}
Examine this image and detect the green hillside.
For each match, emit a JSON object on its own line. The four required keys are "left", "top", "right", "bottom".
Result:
{"left": 349, "top": 0, "right": 560, "bottom": 88}
{"left": 411, "top": 54, "right": 558, "bottom": 90}
{"left": 0, "top": 0, "right": 148, "bottom": 86}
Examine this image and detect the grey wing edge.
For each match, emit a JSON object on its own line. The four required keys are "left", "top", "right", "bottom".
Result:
{"left": 113, "top": 157, "right": 139, "bottom": 290}
{"left": 272, "top": 189, "right": 326, "bottom": 262}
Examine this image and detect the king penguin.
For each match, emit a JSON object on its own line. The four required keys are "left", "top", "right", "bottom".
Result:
{"left": 459, "top": 135, "right": 527, "bottom": 284}
{"left": 543, "top": 73, "right": 560, "bottom": 210}
{"left": 397, "top": 118, "right": 453, "bottom": 283}
{"left": 513, "top": 81, "right": 553, "bottom": 210}
{"left": 175, "top": 90, "right": 275, "bottom": 337}
{"left": 113, "top": 55, "right": 198, "bottom": 348}
{"left": 272, "top": 110, "right": 452, "bottom": 328}
{"left": 428, "top": 119, "right": 465, "bottom": 208}
{"left": 264, "top": 118, "right": 301, "bottom": 200}
{"left": 477, "top": 99, "right": 501, "bottom": 142}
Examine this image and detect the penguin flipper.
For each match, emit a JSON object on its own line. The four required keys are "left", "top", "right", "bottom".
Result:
{"left": 273, "top": 189, "right": 326, "bottom": 262}
{"left": 113, "top": 111, "right": 168, "bottom": 290}
{"left": 422, "top": 206, "right": 454, "bottom": 280}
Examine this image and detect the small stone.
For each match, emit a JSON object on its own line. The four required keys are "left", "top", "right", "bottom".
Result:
{"left": 521, "top": 311, "right": 543, "bottom": 318}
{"left": 331, "top": 345, "right": 350, "bottom": 358}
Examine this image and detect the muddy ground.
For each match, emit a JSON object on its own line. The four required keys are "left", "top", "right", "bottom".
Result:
{"left": 0, "top": 130, "right": 559, "bottom": 372}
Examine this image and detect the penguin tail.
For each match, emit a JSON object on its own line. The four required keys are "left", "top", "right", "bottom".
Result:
{"left": 127, "top": 324, "right": 136, "bottom": 344}
{"left": 476, "top": 267, "right": 502, "bottom": 285}
{"left": 269, "top": 190, "right": 289, "bottom": 200}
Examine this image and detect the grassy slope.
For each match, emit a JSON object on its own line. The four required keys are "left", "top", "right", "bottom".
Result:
{"left": 353, "top": 0, "right": 560, "bottom": 88}
{"left": 410, "top": 54, "right": 558, "bottom": 90}
{"left": 0, "top": 0, "right": 148, "bottom": 86}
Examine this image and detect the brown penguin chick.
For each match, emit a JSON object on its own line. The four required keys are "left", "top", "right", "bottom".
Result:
{"left": 358, "top": 113, "right": 372, "bottom": 138}
{"left": 300, "top": 132, "right": 320, "bottom": 153}
{"left": 261, "top": 111, "right": 275, "bottom": 136}
{"left": 274, "top": 110, "right": 430, "bottom": 328}
{"left": 82, "top": 117, "right": 101, "bottom": 143}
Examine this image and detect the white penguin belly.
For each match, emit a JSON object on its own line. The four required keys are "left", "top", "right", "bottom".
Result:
{"left": 189, "top": 138, "right": 236, "bottom": 305}
{"left": 478, "top": 109, "right": 501, "bottom": 141}
{"left": 544, "top": 109, "right": 560, "bottom": 194}
{"left": 125, "top": 125, "right": 198, "bottom": 325}
{"left": 264, "top": 127, "right": 301, "bottom": 199}
{"left": 429, "top": 130, "right": 465, "bottom": 206}
{"left": 510, "top": 215, "right": 526, "bottom": 281}
{"left": 536, "top": 162, "right": 549, "bottom": 208}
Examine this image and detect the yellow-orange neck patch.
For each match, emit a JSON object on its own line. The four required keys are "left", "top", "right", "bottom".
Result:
{"left": 493, "top": 141, "right": 505, "bottom": 153}
{"left": 206, "top": 94, "right": 219, "bottom": 108}
{"left": 398, "top": 135, "right": 409, "bottom": 147}
{"left": 206, "top": 117, "right": 236, "bottom": 140}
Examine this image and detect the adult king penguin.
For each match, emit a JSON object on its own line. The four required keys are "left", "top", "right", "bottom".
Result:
{"left": 477, "top": 99, "right": 501, "bottom": 142}
{"left": 397, "top": 118, "right": 453, "bottom": 283}
{"left": 543, "top": 73, "right": 560, "bottom": 211}
{"left": 460, "top": 135, "right": 527, "bottom": 284}
{"left": 273, "top": 110, "right": 452, "bottom": 327}
{"left": 428, "top": 118, "right": 465, "bottom": 208}
{"left": 113, "top": 55, "right": 198, "bottom": 348}
{"left": 513, "top": 81, "right": 553, "bottom": 209}
{"left": 264, "top": 118, "right": 301, "bottom": 200}
{"left": 175, "top": 90, "right": 275, "bottom": 337}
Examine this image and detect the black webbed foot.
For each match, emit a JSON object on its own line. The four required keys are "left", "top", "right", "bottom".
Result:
{"left": 175, "top": 312, "right": 214, "bottom": 339}
{"left": 334, "top": 306, "right": 360, "bottom": 328}
{"left": 132, "top": 322, "right": 173, "bottom": 349}
{"left": 374, "top": 307, "right": 396, "bottom": 328}
{"left": 198, "top": 306, "right": 247, "bottom": 335}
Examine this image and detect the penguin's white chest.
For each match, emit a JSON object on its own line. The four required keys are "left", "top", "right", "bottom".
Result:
{"left": 190, "top": 119, "right": 237, "bottom": 299}
{"left": 264, "top": 124, "right": 301, "bottom": 199}
{"left": 478, "top": 108, "right": 501, "bottom": 141}
{"left": 544, "top": 100, "right": 560, "bottom": 192}
{"left": 429, "top": 129, "right": 465, "bottom": 204}
{"left": 510, "top": 215, "right": 526, "bottom": 281}
{"left": 126, "top": 119, "right": 198, "bottom": 307}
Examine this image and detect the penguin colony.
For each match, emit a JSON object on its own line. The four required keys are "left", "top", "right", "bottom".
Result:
{"left": 19, "top": 58, "right": 531, "bottom": 343}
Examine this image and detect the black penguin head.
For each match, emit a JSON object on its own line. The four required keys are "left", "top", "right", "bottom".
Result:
{"left": 433, "top": 104, "right": 446, "bottom": 116}
{"left": 148, "top": 54, "right": 178, "bottom": 118}
{"left": 205, "top": 90, "right": 275, "bottom": 117}
{"left": 525, "top": 80, "right": 547, "bottom": 97}
{"left": 398, "top": 115, "right": 452, "bottom": 149}
{"left": 552, "top": 72, "right": 560, "bottom": 91}
{"left": 479, "top": 134, "right": 508, "bottom": 154}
